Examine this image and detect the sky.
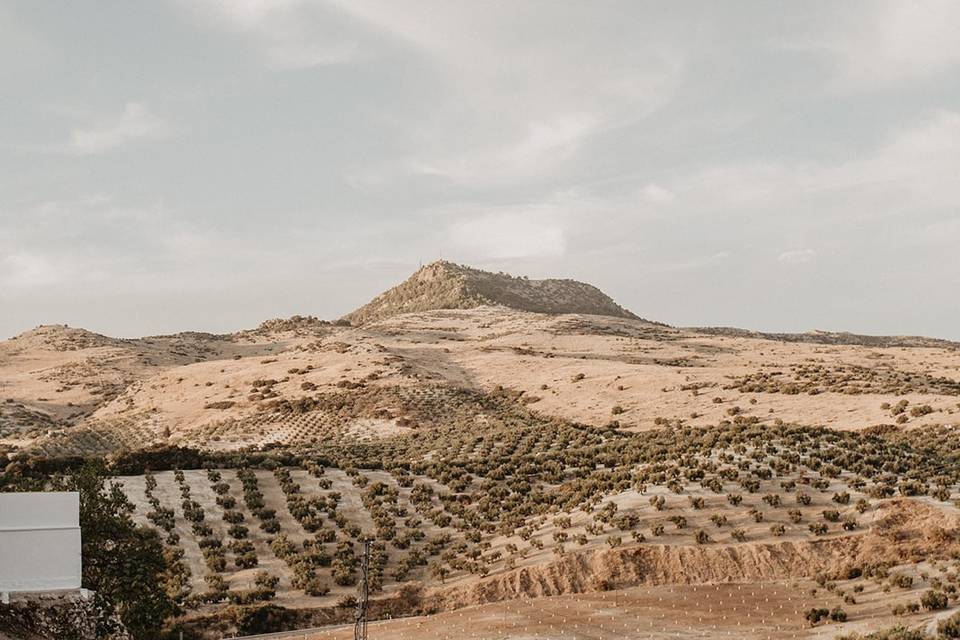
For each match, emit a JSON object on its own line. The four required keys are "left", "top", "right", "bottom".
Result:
{"left": 1, "top": 1, "right": 958, "bottom": 340}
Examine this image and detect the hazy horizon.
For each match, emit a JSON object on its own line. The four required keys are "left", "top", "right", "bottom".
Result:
{"left": 2, "top": 2, "right": 959, "bottom": 340}
{"left": 5, "top": 256, "right": 959, "bottom": 343}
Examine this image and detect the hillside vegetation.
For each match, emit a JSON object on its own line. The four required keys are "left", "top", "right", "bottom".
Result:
{"left": 3, "top": 262, "right": 960, "bottom": 639}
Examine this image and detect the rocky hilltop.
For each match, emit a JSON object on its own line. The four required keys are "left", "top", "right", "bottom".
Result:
{"left": 341, "top": 261, "right": 639, "bottom": 325}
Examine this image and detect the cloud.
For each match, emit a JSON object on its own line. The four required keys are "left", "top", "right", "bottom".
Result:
{"left": 442, "top": 205, "right": 567, "bottom": 261}
{"left": 0, "top": 194, "right": 393, "bottom": 297}
{"left": 409, "top": 114, "right": 600, "bottom": 186}
{"left": 184, "top": 0, "right": 306, "bottom": 30}
{"left": 0, "top": 196, "right": 188, "bottom": 291}
{"left": 0, "top": 252, "right": 71, "bottom": 288}
{"left": 69, "top": 102, "right": 170, "bottom": 155}
{"left": 326, "top": 1, "right": 684, "bottom": 186}
{"left": 640, "top": 183, "right": 675, "bottom": 205}
{"left": 675, "top": 110, "right": 960, "bottom": 216}
{"left": 175, "top": 0, "right": 361, "bottom": 70}
{"left": 778, "top": 249, "right": 816, "bottom": 264}
{"left": 171, "top": 1, "right": 683, "bottom": 185}
{"left": 787, "top": 1, "right": 960, "bottom": 90}
{"left": 847, "top": 0, "right": 960, "bottom": 87}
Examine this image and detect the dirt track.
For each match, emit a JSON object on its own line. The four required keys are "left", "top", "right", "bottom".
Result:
{"left": 305, "top": 581, "right": 953, "bottom": 640}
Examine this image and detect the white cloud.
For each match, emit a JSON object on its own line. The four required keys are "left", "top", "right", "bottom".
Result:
{"left": 69, "top": 102, "right": 170, "bottom": 155}
{"left": 640, "top": 183, "right": 675, "bottom": 205}
{"left": 675, "top": 110, "right": 960, "bottom": 216}
{"left": 0, "top": 252, "right": 71, "bottom": 288}
{"left": 172, "top": 1, "right": 683, "bottom": 184}
{"left": 0, "top": 196, "right": 184, "bottom": 290}
{"left": 778, "top": 249, "right": 816, "bottom": 264}
{"left": 850, "top": 0, "right": 960, "bottom": 87}
{"left": 789, "top": 0, "right": 960, "bottom": 90}
{"left": 176, "top": 0, "right": 360, "bottom": 70}
{"left": 326, "top": 1, "right": 684, "bottom": 186}
{"left": 409, "top": 114, "right": 599, "bottom": 186}
{"left": 186, "top": 0, "right": 307, "bottom": 31}
{"left": 443, "top": 205, "right": 567, "bottom": 261}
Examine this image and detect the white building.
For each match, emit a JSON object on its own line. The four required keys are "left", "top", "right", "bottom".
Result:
{"left": 0, "top": 491, "right": 82, "bottom": 603}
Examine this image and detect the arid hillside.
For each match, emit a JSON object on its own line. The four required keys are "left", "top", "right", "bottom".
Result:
{"left": 2, "top": 262, "right": 959, "bottom": 458}
{"left": 4, "top": 263, "right": 960, "bottom": 639}
{"left": 2, "top": 312, "right": 957, "bottom": 457}
{"left": 341, "top": 261, "right": 640, "bottom": 325}
{"left": 0, "top": 321, "right": 294, "bottom": 452}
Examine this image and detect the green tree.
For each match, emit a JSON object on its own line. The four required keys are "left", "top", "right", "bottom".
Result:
{"left": 920, "top": 589, "right": 948, "bottom": 611}
{"left": 429, "top": 562, "right": 450, "bottom": 584}
{"left": 56, "top": 462, "right": 177, "bottom": 639}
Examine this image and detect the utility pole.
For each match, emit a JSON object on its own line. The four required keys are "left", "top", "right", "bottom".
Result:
{"left": 354, "top": 539, "right": 371, "bottom": 640}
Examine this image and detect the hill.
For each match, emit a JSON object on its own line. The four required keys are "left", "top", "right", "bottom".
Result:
{"left": 340, "top": 261, "right": 639, "bottom": 325}
{"left": 5, "top": 305, "right": 959, "bottom": 460}
{"left": 694, "top": 326, "right": 960, "bottom": 349}
{"left": 2, "top": 262, "right": 959, "bottom": 461}
{"left": 3, "top": 265, "right": 960, "bottom": 640}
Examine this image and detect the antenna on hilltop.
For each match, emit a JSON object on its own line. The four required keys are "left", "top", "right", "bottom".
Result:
{"left": 354, "top": 539, "right": 371, "bottom": 640}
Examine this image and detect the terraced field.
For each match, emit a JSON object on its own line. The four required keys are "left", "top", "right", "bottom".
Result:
{"left": 91, "top": 400, "right": 960, "bottom": 637}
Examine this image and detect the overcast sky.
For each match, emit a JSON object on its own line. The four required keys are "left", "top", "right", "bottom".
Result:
{"left": 1, "top": 1, "right": 958, "bottom": 340}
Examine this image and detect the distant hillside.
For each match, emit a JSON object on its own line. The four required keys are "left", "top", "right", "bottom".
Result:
{"left": 7, "top": 324, "right": 125, "bottom": 351}
{"left": 341, "top": 261, "right": 640, "bottom": 325}
{"left": 694, "top": 326, "right": 960, "bottom": 350}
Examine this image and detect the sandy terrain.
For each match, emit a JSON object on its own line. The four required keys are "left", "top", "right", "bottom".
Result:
{"left": 304, "top": 582, "right": 960, "bottom": 640}
{"left": 5, "top": 307, "right": 958, "bottom": 458}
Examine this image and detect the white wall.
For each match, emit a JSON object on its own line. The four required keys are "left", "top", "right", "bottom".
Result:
{"left": 0, "top": 492, "right": 82, "bottom": 592}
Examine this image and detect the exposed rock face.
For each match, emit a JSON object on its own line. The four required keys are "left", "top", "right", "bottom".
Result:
{"left": 341, "top": 261, "right": 639, "bottom": 325}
